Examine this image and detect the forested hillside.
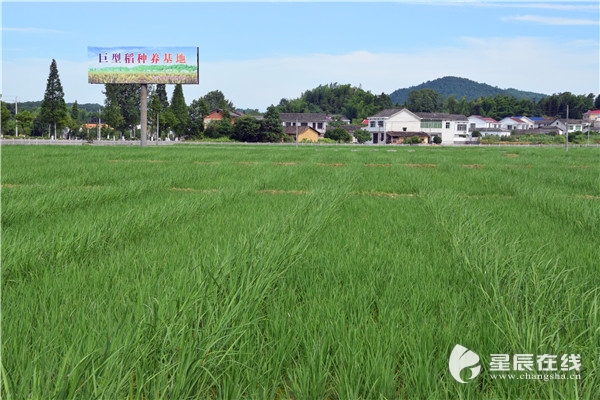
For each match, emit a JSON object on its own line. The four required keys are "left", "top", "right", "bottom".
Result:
{"left": 389, "top": 76, "right": 548, "bottom": 105}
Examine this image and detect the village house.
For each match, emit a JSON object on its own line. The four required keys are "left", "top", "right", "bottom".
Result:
{"left": 366, "top": 108, "right": 471, "bottom": 145}
{"left": 468, "top": 115, "right": 500, "bottom": 129}
{"left": 279, "top": 113, "right": 330, "bottom": 135}
{"left": 468, "top": 115, "right": 509, "bottom": 136}
{"left": 583, "top": 110, "right": 600, "bottom": 123}
{"left": 498, "top": 117, "right": 531, "bottom": 131}
{"left": 203, "top": 109, "right": 244, "bottom": 127}
{"left": 583, "top": 110, "right": 600, "bottom": 129}
{"left": 284, "top": 126, "right": 319, "bottom": 142}
{"left": 548, "top": 118, "right": 589, "bottom": 134}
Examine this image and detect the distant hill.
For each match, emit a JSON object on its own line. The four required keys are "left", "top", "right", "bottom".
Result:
{"left": 389, "top": 76, "right": 548, "bottom": 105}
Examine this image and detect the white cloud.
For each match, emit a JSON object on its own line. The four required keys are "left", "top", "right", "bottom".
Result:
{"left": 504, "top": 14, "right": 600, "bottom": 26}
{"left": 191, "top": 37, "right": 598, "bottom": 109}
{"left": 2, "top": 36, "right": 598, "bottom": 110}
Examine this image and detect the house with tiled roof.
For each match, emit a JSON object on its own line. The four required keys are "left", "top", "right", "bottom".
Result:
{"left": 583, "top": 110, "right": 600, "bottom": 123}
{"left": 498, "top": 117, "right": 530, "bottom": 131}
{"left": 548, "top": 118, "right": 589, "bottom": 134}
{"left": 468, "top": 115, "right": 500, "bottom": 129}
{"left": 533, "top": 118, "right": 556, "bottom": 129}
{"left": 284, "top": 126, "right": 319, "bottom": 143}
{"left": 366, "top": 108, "right": 471, "bottom": 145}
{"left": 279, "top": 113, "right": 330, "bottom": 135}
{"left": 203, "top": 109, "right": 244, "bottom": 127}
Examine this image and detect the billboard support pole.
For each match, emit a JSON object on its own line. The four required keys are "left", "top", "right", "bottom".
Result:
{"left": 140, "top": 83, "right": 148, "bottom": 147}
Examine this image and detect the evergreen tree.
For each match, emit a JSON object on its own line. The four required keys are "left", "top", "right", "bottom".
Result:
{"left": 68, "top": 101, "right": 81, "bottom": 138}
{"left": 40, "top": 59, "right": 69, "bottom": 137}
{"left": 259, "top": 105, "right": 285, "bottom": 142}
{"left": 170, "top": 83, "right": 190, "bottom": 138}
{"left": 156, "top": 84, "right": 169, "bottom": 110}
{"left": 70, "top": 101, "right": 80, "bottom": 124}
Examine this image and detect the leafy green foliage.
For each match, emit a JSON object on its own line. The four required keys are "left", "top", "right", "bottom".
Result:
{"left": 324, "top": 127, "right": 351, "bottom": 143}
{"left": 406, "top": 89, "right": 444, "bottom": 113}
{"left": 278, "top": 83, "right": 391, "bottom": 121}
{"left": 353, "top": 129, "right": 371, "bottom": 144}
{"left": 538, "top": 92, "right": 595, "bottom": 119}
{"left": 259, "top": 105, "right": 285, "bottom": 142}
{"left": 200, "top": 90, "right": 234, "bottom": 111}
{"left": 103, "top": 84, "right": 140, "bottom": 134}
{"left": 1, "top": 101, "right": 13, "bottom": 135}
{"left": 186, "top": 99, "right": 208, "bottom": 139}
{"left": 232, "top": 115, "right": 260, "bottom": 142}
{"left": 15, "top": 110, "right": 34, "bottom": 136}
{"left": 404, "top": 135, "right": 423, "bottom": 144}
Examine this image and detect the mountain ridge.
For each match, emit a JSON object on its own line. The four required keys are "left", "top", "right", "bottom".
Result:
{"left": 389, "top": 76, "right": 548, "bottom": 105}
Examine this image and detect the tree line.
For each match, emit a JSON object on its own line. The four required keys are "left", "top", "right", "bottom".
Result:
{"left": 2, "top": 60, "right": 598, "bottom": 140}
{"left": 403, "top": 88, "right": 600, "bottom": 120}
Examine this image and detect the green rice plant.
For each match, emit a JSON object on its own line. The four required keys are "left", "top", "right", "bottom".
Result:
{"left": 2, "top": 145, "right": 599, "bottom": 399}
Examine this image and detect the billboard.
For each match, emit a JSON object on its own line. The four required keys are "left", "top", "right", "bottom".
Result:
{"left": 88, "top": 46, "right": 199, "bottom": 84}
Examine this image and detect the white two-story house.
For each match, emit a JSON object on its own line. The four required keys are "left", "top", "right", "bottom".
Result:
{"left": 498, "top": 117, "right": 531, "bottom": 131}
{"left": 279, "top": 113, "right": 330, "bottom": 135}
{"left": 468, "top": 115, "right": 509, "bottom": 136}
{"left": 366, "top": 108, "right": 470, "bottom": 144}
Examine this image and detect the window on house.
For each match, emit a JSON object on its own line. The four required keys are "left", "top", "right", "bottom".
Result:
{"left": 370, "top": 121, "right": 376, "bottom": 128}
{"left": 420, "top": 119, "right": 442, "bottom": 129}
{"left": 446, "top": 122, "right": 451, "bottom": 129}
{"left": 301, "top": 122, "right": 308, "bottom": 126}
{"left": 317, "top": 123, "right": 323, "bottom": 129}
{"left": 378, "top": 121, "right": 384, "bottom": 128}
{"left": 403, "top": 127, "right": 407, "bottom": 132}
{"left": 457, "top": 124, "right": 467, "bottom": 131}
{"left": 470, "top": 123, "right": 476, "bottom": 129}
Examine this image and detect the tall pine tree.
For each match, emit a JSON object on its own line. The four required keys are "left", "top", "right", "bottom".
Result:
{"left": 156, "top": 84, "right": 169, "bottom": 110}
{"left": 40, "top": 59, "right": 68, "bottom": 138}
{"left": 170, "top": 84, "right": 189, "bottom": 138}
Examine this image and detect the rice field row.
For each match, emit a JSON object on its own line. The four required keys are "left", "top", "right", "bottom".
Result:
{"left": 2, "top": 144, "right": 599, "bottom": 399}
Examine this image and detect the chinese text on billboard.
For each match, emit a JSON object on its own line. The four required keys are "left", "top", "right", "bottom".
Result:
{"left": 88, "top": 46, "right": 199, "bottom": 84}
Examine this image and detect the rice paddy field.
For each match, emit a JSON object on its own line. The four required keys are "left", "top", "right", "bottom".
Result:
{"left": 2, "top": 144, "right": 599, "bottom": 399}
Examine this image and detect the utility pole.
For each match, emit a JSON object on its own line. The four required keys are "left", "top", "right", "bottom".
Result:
{"left": 98, "top": 108, "right": 101, "bottom": 141}
{"left": 295, "top": 117, "right": 298, "bottom": 149}
{"left": 15, "top": 96, "right": 18, "bottom": 137}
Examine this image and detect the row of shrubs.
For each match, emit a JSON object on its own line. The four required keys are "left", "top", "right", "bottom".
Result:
{"left": 480, "top": 131, "right": 600, "bottom": 145}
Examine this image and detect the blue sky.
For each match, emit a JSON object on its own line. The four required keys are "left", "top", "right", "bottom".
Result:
{"left": 2, "top": 1, "right": 599, "bottom": 111}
